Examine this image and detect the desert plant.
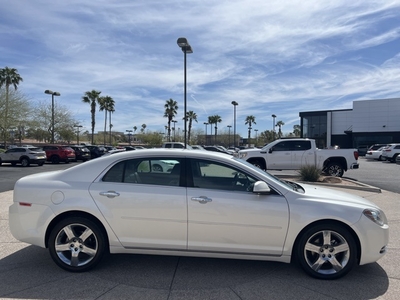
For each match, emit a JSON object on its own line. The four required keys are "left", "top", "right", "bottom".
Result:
{"left": 297, "top": 165, "right": 321, "bottom": 182}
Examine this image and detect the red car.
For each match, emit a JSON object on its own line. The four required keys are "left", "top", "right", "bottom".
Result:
{"left": 42, "top": 145, "right": 76, "bottom": 164}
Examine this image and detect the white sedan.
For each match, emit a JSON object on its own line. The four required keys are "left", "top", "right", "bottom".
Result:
{"left": 365, "top": 147, "right": 386, "bottom": 161}
{"left": 9, "top": 149, "right": 389, "bottom": 279}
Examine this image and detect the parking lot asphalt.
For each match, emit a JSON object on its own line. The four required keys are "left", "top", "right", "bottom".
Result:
{"left": 0, "top": 183, "right": 399, "bottom": 300}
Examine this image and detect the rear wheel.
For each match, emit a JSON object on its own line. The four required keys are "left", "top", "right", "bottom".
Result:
{"left": 390, "top": 154, "right": 398, "bottom": 163}
{"left": 48, "top": 217, "right": 107, "bottom": 272}
{"left": 296, "top": 223, "right": 357, "bottom": 279}
{"left": 325, "top": 163, "right": 344, "bottom": 177}
{"left": 20, "top": 158, "right": 30, "bottom": 167}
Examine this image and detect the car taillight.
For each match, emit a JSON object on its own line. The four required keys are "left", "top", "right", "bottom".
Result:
{"left": 354, "top": 151, "right": 359, "bottom": 160}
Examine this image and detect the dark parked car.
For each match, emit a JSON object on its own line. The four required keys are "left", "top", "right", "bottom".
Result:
{"left": 42, "top": 145, "right": 76, "bottom": 164}
{"left": 86, "top": 145, "right": 105, "bottom": 159}
{"left": 70, "top": 145, "right": 91, "bottom": 162}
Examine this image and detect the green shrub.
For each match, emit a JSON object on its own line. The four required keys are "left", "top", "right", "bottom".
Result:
{"left": 297, "top": 165, "right": 321, "bottom": 182}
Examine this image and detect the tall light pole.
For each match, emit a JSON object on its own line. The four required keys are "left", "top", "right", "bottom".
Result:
{"left": 44, "top": 90, "right": 61, "bottom": 144}
{"left": 203, "top": 122, "right": 208, "bottom": 145}
{"left": 126, "top": 129, "right": 133, "bottom": 145}
{"left": 254, "top": 129, "right": 258, "bottom": 147}
{"left": 231, "top": 101, "right": 238, "bottom": 147}
{"left": 177, "top": 37, "right": 193, "bottom": 149}
{"left": 74, "top": 125, "right": 83, "bottom": 144}
{"left": 272, "top": 114, "right": 277, "bottom": 140}
{"left": 227, "top": 125, "right": 232, "bottom": 147}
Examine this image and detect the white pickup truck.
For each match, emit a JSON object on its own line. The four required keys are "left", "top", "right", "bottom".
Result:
{"left": 238, "top": 139, "right": 359, "bottom": 177}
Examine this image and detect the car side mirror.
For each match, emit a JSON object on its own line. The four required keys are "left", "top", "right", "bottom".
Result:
{"left": 252, "top": 181, "right": 271, "bottom": 194}
{"left": 268, "top": 148, "right": 273, "bottom": 153}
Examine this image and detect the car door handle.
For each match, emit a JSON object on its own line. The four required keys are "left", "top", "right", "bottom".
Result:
{"left": 99, "top": 191, "right": 120, "bottom": 198}
{"left": 191, "top": 196, "right": 212, "bottom": 204}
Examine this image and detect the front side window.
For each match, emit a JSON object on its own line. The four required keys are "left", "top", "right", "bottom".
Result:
{"left": 190, "top": 159, "right": 257, "bottom": 192}
{"left": 102, "top": 157, "right": 182, "bottom": 186}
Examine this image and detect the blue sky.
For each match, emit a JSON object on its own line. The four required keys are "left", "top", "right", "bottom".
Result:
{"left": 1, "top": 0, "right": 400, "bottom": 137}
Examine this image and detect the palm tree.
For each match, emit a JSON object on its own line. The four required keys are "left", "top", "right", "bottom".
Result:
{"left": 0, "top": 67, "right": 23, "bottom": 147}
{"left": 133, "top": 126, "right": 137, "bottom": 133}
{"left": 141, "top": 124, "right": 146, "bottom": 133}
{"left": 108, "top": 103, "right": 115, "bottom": 145}
{"left": 245, "top": 115, "right": 256, "bottom": 146}
{"left": 184, "top": 110, "right": 197, "bottom": 143}
{"left": 163, "top": 98, "right": 178, "bottom": 142}
{"left": 82, "top": 90, "right": 102, "bottom": 144}
{"left": 209, "top": 115, "right": 222, "bottom": 144}
{"left": 293, "top": 124, "right": 301, "bottom": 137}
{"left": 276, "top": 120, "right": 285, "bottom": 138}
{"left": 99, "top": 95, "right": 115, "bottom": 146}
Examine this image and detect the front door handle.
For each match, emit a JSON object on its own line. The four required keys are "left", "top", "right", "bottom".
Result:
{"left": 99, "top": 191, "right": 120, "bottom": 198}
{"left": 191, "top": 196, "right": 212, "bottom": 204}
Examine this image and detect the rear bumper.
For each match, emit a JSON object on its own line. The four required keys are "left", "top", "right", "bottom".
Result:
{"left": 350, "top": 163, "right": 359, "bottom": 170}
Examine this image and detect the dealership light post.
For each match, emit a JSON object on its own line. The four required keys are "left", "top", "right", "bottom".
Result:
{"left": 272, "top": 114, "right": 277, "bottom": 140}
{"left": 74, "top": 125, "right": 83, "bottom": 144}
{"left": 177, "top": 37, "right": 193, "bottom": 149}
{"left": 231, "top": 101, "right": 238, "bottom": 147}
{"left": 254, "top": 129, "right": 258, "bottom": 146}
{"left": 203, "top": 122, "right": 208, "bottom": 145}
{"left": 227, "top": 125, "right": 232, "bottom": 147}
{"left": 44, "top": 90, "right": 61, "bottom": 144}
{"left": 126, "top": 129, "right": 133, "bottom": 145}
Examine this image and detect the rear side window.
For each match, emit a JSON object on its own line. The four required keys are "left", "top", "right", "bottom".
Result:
{"left": 102, "top": 158, "right": 182, "bottom": 186}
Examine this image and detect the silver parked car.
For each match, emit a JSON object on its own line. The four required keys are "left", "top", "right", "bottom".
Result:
{"left": 0, "top": 147, "right": 46, "bottom": 167}
{"left": 9, "top": 149, "right": 388, "bottom": 279}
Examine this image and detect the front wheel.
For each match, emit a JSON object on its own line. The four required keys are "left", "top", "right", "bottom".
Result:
{"left": 325, "top": 163, "right": 344, "bottom": 177}
{"left": 48, "top": 217, "right": 107, "bottom": 272}
{"left": 296, "top": 223, "right": 357, "bottom": 279}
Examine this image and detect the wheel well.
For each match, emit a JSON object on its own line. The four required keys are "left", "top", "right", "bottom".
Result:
{"left": 247, "top": 157, "right": 266, "bottom": 169}
{"left": 45, "top": 211, "right": 110, "bottom": 249}
{"left": 291, "top": 219, "right": 361, "bottom": 265}
{"left": 323, "top": 157, "right": 347, "bottom": 171}
{"left": 20, "top": 155, "right": 30, "bottom": 161}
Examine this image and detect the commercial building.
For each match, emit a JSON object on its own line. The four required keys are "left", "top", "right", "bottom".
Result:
{"left": 299, "top": 98, "right": 400, "bottom": 149}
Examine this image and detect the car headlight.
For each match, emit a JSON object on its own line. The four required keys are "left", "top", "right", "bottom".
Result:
{"left": 239, "top": 153, "right": 247, "bottom": 159}
{"left": 363, "top": 209, "right": 387, "bottom": 226}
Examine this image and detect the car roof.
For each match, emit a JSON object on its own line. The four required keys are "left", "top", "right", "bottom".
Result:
{"left": 58, "top": 148, "right": 236, "bottom": 182}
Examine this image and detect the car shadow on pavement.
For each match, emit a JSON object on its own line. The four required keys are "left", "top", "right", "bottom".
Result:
{"left": 0, "top": 245, "right": 389, "bottom": 300}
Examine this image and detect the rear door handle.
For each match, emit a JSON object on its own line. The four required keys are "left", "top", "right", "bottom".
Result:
{"left": 191, "top": 196, "right": 212, "bottom": 204}
{"left": 99, "top": 191, "right": 120, "bottom": 198}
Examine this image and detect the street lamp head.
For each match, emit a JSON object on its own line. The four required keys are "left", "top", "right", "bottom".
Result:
{"left": 231, "top": 101, "right": 238, "bottom": 106}
{"left": 45, "top": 90, "right": 60, "bottom": 96}
{"left": 272, "top": 114, "right": 276, "bottom": 118}
{"left": 177, "top": 37, "right": 193, "bottom": 53}
{"left": 227, "top": 125, "right": 232, "bottom": 128}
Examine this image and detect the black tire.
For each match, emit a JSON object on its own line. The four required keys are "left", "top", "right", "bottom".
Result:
{"left": 48, "top": 217, "right": 107, "bottom": 272}
{"left": 251, "top": 159, "right": 266, "bottom": 170}
{"left": 38, "top": 162, "right": 44, "bottom": 166}
{"left": 152, "top": 164, "right": 163, "bottom": 172}
{"left": 390, "top": 154, "right": 398, "bottom": 163}
{"left": 51, "top": 155, "right": 60, "bottom": 164}
{"left": 296, "top": 223, "right": 357, "bottom": 280}
{"left": 20, "top": 157, "right": 30, "bottom": 167}
{"left": 326, "top": 163, "right": 344, "bottom": 177}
